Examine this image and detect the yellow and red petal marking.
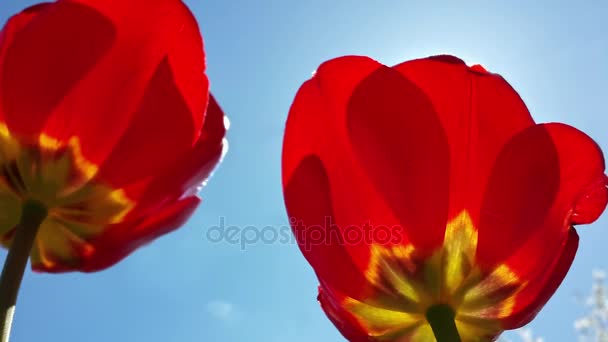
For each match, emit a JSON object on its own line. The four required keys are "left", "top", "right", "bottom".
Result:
{"left": 40, "top": 196, "right": 201, "bottom": 273}
{"left": 0, "top": 110, "right": 224, "bottom": 273}
{"left": 0, "top": 0, "right": 207, "bottom": 172}
{"left": 0, "top": 122, "right": 134, "bottom": 269}
{"left": 318, "top": 286, "right": 372, "bottom": 342}
{"left": 340, "top": 212, "right": 523, "bottom": 341}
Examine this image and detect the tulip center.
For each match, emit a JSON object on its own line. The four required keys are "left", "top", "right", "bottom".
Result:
{"left": 0, "top": 124, "right": 134, "bottom": 270}
{"left": 342, "top": 211, "right": 524, "bottom": 341}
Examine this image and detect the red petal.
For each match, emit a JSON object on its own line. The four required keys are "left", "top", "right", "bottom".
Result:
{"left": 318, "top": 285, "right": 372, "bottom": 342}
{"left": 0, "top": 3, "right": 51, "bottom": 124}
{"left": 32, "top": 196, "right": 200, "bottom": 273}
{"left": 128, "top": 94, "right": 227, "bottom": 216}
{"left": 545, "top": 123, "right": 607, "bottom": 226}
{"left": 393, "top": 56, "right": 535, "bottom": 223}
{"left": 480, "top": 123, "right": 606, "bottom": 270}
{"left": 73, "top": 0, "right": 208, "bottom": 128}
{"left": 346, "top": 64, "right": 450, "bottom": 251}
{"left": 159, "top": 94, "right": 227, "bottom": 196}
{"left": 96, "top": 57, "right": 199, "bottom": 187}
{"left": 478, "top": 124, "right": 560, "bottom": 268}
{"left": 283, "top": 56, "right": 402, "bottom": 276}
{"left": 0, "top": 4, "right": 46, "bottom": 58}
{"left": 496, "top": 124, "right": 606, "bottom": 325}
{"left": 2, "top": 0, "right": 208, "bottom": 167}
{"left": 284, "top": 155, "right": 368, "bottom": 298}
{"left": 503, "top": 229, "right": 579, "bottom": 328}
{"left": 0, "top": 1, "right": 115, "bottom": 137}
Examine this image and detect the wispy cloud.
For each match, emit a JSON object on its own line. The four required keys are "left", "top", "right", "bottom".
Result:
{"left": 206, "top": 300, "right": 239, "bottom": 321}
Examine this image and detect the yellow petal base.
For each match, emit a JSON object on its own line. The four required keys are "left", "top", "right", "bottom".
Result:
{"left": 344, "top": 211, "right": 525, "bottom": 341}
{"left": 0, "top": 124, "right": 133, "bottom": 269}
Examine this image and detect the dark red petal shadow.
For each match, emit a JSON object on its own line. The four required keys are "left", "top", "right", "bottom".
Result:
{"left": 0, "top": 1, "right": 115, "bottom": 138}
{"left": 284, "top": 155, "right": 368, "bottom": 298}
{"left": 35, "top": 0, "right": 206, "bottom": 167}
{"left": 478, "top": 124, "right": 560, "bottom": 268}
{"left": 127, "top": 93, "right": 227, "bottom": 217}
{"left": 347, "top": 65, "right": 450, "bottom": 252}
{"left": 393, "top": 56, "right": 535, "bottom": 223}
{"left": 0, "top": 3, "right": 51, "bottom": 125}
{"left": 96, "top": 57, "right": 198, "bottom": 187}
{"left": 283, "top": 56, "right": 403, "bottom": 275}
{"left": 500, "top": 123, "right": 607, "bottom": 326}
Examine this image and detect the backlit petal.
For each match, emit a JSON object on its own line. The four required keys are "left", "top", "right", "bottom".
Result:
{"left": 347, "top": 65, "right": 449, "bottom": 252}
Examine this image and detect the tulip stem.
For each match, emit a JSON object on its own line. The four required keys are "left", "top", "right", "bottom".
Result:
{"left": 0, "top": 200, "right": 47, "bottom": 342}
{"left": 426, "top": 304, "right": 461, "bottom": 342}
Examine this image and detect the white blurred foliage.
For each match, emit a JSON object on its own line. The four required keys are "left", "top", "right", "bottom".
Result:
{"left": 575, "top": 270, "right": 608, "bottom": 342}
{"left": 498, "top": 269, "right": 608, "bottom": 342}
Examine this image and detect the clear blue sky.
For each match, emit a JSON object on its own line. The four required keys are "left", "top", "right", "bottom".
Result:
{"left": 1, "top": 0, "right": 607, "bottom": 341}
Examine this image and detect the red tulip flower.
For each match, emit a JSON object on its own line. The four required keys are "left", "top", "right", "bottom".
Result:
{"left": 0, "top": 0, "right": 225, "bottom": 339}
{"left": 282, "top": 55, "right": 608, "bottom": 341}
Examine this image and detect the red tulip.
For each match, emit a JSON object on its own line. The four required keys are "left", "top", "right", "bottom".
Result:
{"left": 0, "top": 0, "right": 226, "bottom": 273}
{"left": 282, "top": 55, "right": 608, "bottom": 341}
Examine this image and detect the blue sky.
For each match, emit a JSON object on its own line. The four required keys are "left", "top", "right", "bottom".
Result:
{"left": 1, "top": 0, "right": 607, "bottom": 341}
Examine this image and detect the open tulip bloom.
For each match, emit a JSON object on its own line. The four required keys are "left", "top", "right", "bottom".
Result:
{"left": 0, "top": 0, "right": 226, "bottom": 340}
{"left": 282, "top": 55, "right": 608, "bottom": 341}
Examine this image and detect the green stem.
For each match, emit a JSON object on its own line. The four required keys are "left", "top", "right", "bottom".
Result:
{"left": 0, "top": 200, "right": 47, "bottom": 342}
{"left": 426, "top": 304, "right": 461, "bottom": 342}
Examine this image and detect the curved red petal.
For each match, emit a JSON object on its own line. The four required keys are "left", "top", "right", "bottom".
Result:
{"left": 495, "top": 124, "right": 606, "bottom": 325}
{"left": 393, "top": 56, "right": 534, "bottom": 223}
{"left": 318, "top": 285, "right": 372, "bottom": 342}
{"left": 0, "top": 3, "right": 51, "bottom": 124}
{"left": 96, "top": 57, "right": 199, "bottom": 187}
{"left": 503, "top": 228, "right": 579, "bottom": 328}
{"left": 481, "top": 123, "right": 606, "bottom": 272}
{"left": 544, "top": 123, "right": 607, "bottom": 226}
{"left": 572, "top": 174, "right": 608, "bottom": 225}
{"left": 26, "top": 0, "right": 206, "bottom": 166}
{"left": 284, "top": 155, "right": 368, "bottom": 298}
{"left": 347, "top": 64, "right": 449, "bottom": 252}
{"left": 70, "top": 0, "right": 208, "bottom": 133}
{"left": 131, "top": 93, "right": 227, "bottom": 215}
{"left": 478, "top": 124, "right": 560, "bottom": 268}
{"left": 32, "top": 196, "right": 200, "bottom": 273}
{"left": 283, "top": 56, "right": 403, "bottom": 275}
{"left": 162, "top": 93, "right": 227, "bottom": 195}
{"left": 0, "top": 3, "right": 48, "bottom": 59}
{"left": 0, "top": 1, "right": 115, "bottom": 138}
